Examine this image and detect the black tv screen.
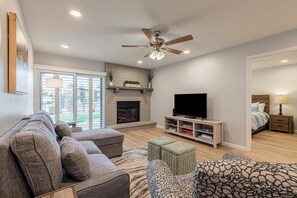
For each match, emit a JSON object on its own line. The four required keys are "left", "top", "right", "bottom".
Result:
{"left": 174, "top": 93, "right": 207, "bottom": 118}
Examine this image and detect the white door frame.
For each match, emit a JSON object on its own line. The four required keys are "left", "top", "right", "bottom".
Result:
{"left": 245, "top": 46, "right": 297, "bottom": 151}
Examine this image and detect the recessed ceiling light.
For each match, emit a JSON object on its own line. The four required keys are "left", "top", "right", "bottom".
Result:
{"left": 281, "top": 59, "right": 288, "bottom": 63}
{"left": 61, "top": 45, "right": 69, "bottom": 49}
{"left": 137, "top": 60, "right": 143, "bottom": 64}
{"left": 70, "top": 10, "right": 81, "bottom": 17}
{"left": 184, "top": 50, "right": 190, "bottom": 54}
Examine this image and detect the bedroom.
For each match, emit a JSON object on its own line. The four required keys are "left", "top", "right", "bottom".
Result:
{"left": 250, "top": 49, "right": 297, "bottom": 155}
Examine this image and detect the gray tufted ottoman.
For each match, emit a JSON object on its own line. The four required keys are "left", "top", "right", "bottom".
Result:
{"left": 148, "top": 136, "right": 176, "bottom": 161}
{"left": 162, "top": 141, "right": 196, "bottom": 175}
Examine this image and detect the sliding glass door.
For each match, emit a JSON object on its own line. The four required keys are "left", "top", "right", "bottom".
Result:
{"left": 41, "top": 73, "right": 56, "bottom": 120}
{"left": 40, "top": 72, "right": 104, "bottom": 130}
{"left": 92, "top": 77, "right": 103, "bottom": 129}
{"left": 59, "top": 74, "right": 74, "bottom": 122}
{"left": 77, "top": 76, "right": 90, "bottom": 130}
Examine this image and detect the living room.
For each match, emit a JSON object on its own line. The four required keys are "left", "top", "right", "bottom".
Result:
{"left": 1, "top": 0, "right": 297, "bottom": 198}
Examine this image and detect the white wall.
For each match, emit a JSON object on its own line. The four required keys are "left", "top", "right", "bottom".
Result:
{"left": 0, "top": 0, "right": 34, "bottom": 136}
{"left": 151, "top": 29, "right": 297, "bottom": 148}
{"left": 252, "top": 64, "right": 297, "bottom": 130}
{"left": 34, "top": 52, "right": 105, "bottom": 71}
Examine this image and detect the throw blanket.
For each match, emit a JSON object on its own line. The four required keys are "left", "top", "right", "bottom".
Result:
{"left": 251, "top": 111, "right": 269, "bottom": 130}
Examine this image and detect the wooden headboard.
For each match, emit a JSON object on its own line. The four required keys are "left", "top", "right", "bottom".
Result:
{"left": 252, "top": 95, "right": 270, "bottom": 114}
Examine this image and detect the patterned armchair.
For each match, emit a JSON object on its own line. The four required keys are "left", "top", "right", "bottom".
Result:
{"left": 147, "top": 152, "right": 297, "bottom": 198}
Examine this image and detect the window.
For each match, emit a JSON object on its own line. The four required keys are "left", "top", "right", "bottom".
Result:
{"left": 59, "top": 74, "right": 74, "bottom": 122}
{"left": 41, "top": 73, "right": 55, "bottom": 120}
{"left": 77, "top": 76, "right": 90, "bottom": 130}
{"left": 92, "top": 77, "right": 103, "bottom": 129}
{"left": 40, "top": 72, "right": 104, "bottom": 129}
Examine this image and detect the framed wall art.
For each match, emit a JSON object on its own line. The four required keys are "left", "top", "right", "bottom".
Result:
{"left": 8, "top": 12, "right": 28, "bottom": 94}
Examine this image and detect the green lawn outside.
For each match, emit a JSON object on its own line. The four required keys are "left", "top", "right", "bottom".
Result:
{"left": 59, "top": 112, "right": 101, "bottom": 124}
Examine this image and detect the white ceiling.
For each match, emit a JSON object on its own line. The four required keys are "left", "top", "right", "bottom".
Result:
{"left": 252, "top": 50, "right": 297, "bottom": 70}
{"left": 19, "top": 0, "right": 297, "bottom": 69}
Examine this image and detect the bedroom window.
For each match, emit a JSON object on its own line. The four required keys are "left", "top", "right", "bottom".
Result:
{"left": 40, "top": 72, "right": 104, "bottom": 130}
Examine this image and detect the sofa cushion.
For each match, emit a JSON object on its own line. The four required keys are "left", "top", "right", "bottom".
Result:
{"left": 88, "top": 154, "right": 119, "bottom": 176}
{"left": 30, "top": 113, "right": 56, "bottom": 137}
{"left": 55, "top": 120, "right": 72, "bottom": 138}
{"left": 79, "top": 141, "right": 102, "bottom": 154}
{"left": 60, "top": 137, "right": 91, "bottom": 181}
{"left": 11, "top": 120, "right": 62, "bottom": 196}
{"left": 71, "top": 128, "right": 124, "bottom": 147}
{"left": 61, "top": 153, "right": 119, "bottom": 185}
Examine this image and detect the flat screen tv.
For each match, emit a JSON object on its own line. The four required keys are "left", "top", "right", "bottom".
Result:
{"left": 174, "top": 93, "right": 207, "bottom": 118}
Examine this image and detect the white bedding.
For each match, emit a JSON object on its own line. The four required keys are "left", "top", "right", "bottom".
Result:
{"left": 251, "top": 111, "right": 269, "bottom": 130}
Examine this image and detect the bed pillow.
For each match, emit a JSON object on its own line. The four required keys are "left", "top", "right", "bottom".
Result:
{"left": 258, "top": 103, "right": 265, "bottom": 112}
{"left": 251, "top": 102, "right": 259, "bottom": 112}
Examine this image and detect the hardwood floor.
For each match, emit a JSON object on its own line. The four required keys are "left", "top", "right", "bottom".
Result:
{"left": 123, "top": 128, "right": 297, "bottom": 163}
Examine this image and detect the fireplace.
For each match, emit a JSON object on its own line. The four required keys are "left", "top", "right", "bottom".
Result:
{"left": 117, "top": 101, "right": 140, "bottom": 124}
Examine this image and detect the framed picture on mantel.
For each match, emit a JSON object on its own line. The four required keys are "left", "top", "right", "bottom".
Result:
{"left": 8, "top": 12, "right": 28, "bottom": 94}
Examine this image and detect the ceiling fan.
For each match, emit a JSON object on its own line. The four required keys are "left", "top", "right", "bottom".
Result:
{"left": 121, "top": 28, "right": 193, "bottom": 60}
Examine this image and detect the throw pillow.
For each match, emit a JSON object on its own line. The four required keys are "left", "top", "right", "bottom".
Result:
{"left": 55, "top": 120, "right": 72, "bottom": 138}
{"left": 11, "top": 120, "right": 63, "bottom": 196}
{"left": 60, "top": 136, "right": 91, "bottom": 181}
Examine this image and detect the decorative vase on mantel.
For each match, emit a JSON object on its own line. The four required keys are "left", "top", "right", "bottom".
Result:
{"left": 148, "top": 82, "right": 152, "bottom": 89}
{"left": 109, "top": 81, "right": 113, "bottom": 86}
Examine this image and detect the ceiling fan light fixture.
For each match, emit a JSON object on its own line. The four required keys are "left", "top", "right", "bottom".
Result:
{"left": 150, "top": 50, "right": 165, "bottom": 60}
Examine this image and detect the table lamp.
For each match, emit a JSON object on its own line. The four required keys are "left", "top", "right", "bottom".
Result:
{"left": 274, "top": 95, "right": 287, "bottom": 115}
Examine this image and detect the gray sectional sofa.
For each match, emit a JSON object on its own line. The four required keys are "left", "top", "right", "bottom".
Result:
{"left": 0, "top": 111, "right": 130, "bottom": 198}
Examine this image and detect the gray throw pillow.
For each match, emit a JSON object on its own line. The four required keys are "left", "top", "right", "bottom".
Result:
{"left": 55, "top": 120, "right": 72, "bottom": 138}
{"left": 60, "top": 137, "right": 91, "bottom": 181}
{"left": 11, "top": 120, "right": 63, "bottom": 196}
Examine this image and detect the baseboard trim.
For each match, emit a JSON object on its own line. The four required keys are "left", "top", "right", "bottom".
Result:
{"left": 156, "top": 125, "right": 164, "bottom": 129}
{"left": 222, "top": 142, "right": 247, "bottom": 151}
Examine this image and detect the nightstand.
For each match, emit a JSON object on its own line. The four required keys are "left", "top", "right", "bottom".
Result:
{"left": 36, "top": 186, "right": 77, "bottom": 198}
{"left": 269, "top": 115, "right": 293, "bottom": 134}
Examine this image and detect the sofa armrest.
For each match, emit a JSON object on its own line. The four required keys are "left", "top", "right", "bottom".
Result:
{"left": 147, "top": 160, "right": 185, "bottom": 198}
{"left": 74, "top": 170, "right": 130, "bottom": 198}
{"left": 71, "top": 127, "right": 82, "bottom": 133}
{"left": 192, "top": 160, "right": 297, "bottom": 197}
{"left": 222, "top": 152, "right": 252, "bottom": 161}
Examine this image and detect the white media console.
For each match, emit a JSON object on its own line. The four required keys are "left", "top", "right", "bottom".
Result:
{"left": 164, "top": 115, "right": 223, "bottom": 148}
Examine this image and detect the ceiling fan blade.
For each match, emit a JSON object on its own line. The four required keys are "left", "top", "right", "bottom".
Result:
{"left": 165, "top": 34, "right": 193, "bottom": 46}
{"left": 141, "top": 28, "right": 156, "bottom": 43}
{"left": 144, "top": 49, "right": 154, "bottom": 57}
{"left": 162, "top": 47, "right": 183, "bottom": 55}
{"left": 121, "top": 45, "right": 148, "bottom": 48}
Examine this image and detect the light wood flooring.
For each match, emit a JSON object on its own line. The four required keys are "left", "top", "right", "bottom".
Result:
{"left": 123, "top": 128, "right": 297, "bottom": 163}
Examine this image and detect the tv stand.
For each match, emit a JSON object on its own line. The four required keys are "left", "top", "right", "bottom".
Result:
{"left": 185, "top": 115, "right": 196, "bottom": 119}
{"left": 164, "top": 115, "right": 223, "bottom": 148}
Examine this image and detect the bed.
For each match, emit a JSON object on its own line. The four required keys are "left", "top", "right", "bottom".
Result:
{"left": 252, "top": 95, "right": 270, "bottom": 133}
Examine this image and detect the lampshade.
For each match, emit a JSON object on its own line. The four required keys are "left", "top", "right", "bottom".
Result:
{"left": 45, "top": 78, "right": 63, "bottom": 88}
{"left": 274, "top": 95, "right": 287, "bottom": 104}
{"left": 150, "top": 50, "right": 165, "bottom": 60}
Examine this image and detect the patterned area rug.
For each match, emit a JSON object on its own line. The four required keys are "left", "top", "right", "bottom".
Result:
{"left": 111, "top": 147, "right": 150, "bottom": 198}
